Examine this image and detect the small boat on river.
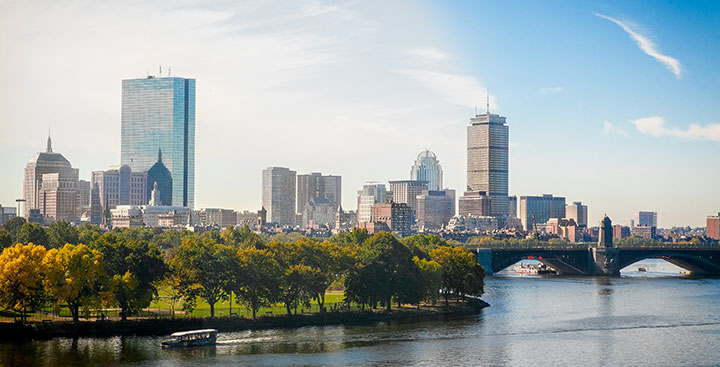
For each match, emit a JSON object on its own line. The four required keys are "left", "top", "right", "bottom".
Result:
{"left": 162, "top": 329, "right": 218, "bottom": 347}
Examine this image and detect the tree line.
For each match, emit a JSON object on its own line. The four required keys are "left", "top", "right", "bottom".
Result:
{"left": 0, "top": 219, "right": 484, "bottom": 323}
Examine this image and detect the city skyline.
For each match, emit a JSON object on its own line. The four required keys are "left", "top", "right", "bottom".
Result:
{"left": 1, "top": 1, "right": 719, "bottom": 227}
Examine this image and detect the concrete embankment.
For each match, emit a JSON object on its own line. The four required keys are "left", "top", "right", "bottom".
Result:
{"left": 0, "top": 300, "right": 489, "bottom": 341}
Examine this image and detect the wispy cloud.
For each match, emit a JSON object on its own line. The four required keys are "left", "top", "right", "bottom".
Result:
{"left": 594, "top": 13, "right": 682, "bottom": 78}
{"left": 407, "top": 47, "right": 452, "bottom": 62}
{"left": 602, "top": 120, "right": 629, "bottom": 137}
{"left": 540, "top": 86, "right": 565, "bottom": 95}
{"left": 395, "top": 69, "right": 496, "bottom": 110}
{"left": 631, "top": 116, "right": 720, "bottom": 142}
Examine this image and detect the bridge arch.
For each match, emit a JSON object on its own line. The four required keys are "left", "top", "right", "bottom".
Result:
{"left": 617, "top": 251, "right": 720, "bottom": 275}
{"left": 488, "top": 249, "right": 589, "bottom": 275}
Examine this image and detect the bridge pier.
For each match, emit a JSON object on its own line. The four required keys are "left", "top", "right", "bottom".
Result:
{"left": 589, "top": 247, "right": 620, "bottom": 276}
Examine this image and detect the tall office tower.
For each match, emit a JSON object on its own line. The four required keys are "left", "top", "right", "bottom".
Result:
{"left": 76, "top": 179, "right": 91, "bottom": 219}
{"left": 23, "top": 136, "right": 79, "bottom": 218}
{"left": 388, "top": 180, "right": 428, "bottom": 219}
{"left": 519, "top": 194, "right": 566, "bottom": 231}
{"left": 707, "top": 213, "right": 720, "bottom": 240}
{"left": 566, "top": 201, "right": 588, "bottom": 227}
{"left": 637, "top": 211, "right": 658, "bottom": 227}
{"left": 296, "top": 173, "right": 342, "bottom": 214}
{"left": 356, "top": 183, "right": 389, "bottom": 223}
{"left": 262, "top": 167, "right": 297, "bottom": 226}
{"left": 466, "top": 110, "right": 509, "bottom": 217}
{"left": 120, "top": 76, "right": 195, "bottom": 208}
{"left": 508, "top": 195, "right": 518, "bottom": 217}
{"left": 410, "top": 150, "right": 443, "bottom": 191}
{"left": 91, "top": 165, "right": 148, "bottom": 218}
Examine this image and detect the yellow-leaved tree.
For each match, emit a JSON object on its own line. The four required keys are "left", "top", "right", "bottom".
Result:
{"left": 42, "top": 244, "right": 108, "bottom": 322}
{"left": 0, "top": 243, "right": 47, "bottom": 323}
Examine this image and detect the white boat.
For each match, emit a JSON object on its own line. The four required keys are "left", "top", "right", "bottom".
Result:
{"left": 162, "top": 329, "right": 218, "bottom": 347}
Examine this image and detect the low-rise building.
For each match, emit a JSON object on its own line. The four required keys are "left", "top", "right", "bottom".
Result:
{"left": 613, "top": 224, "right": 631, "bottom": 239}
{"left": 632, "top": 225, "right": 657, "bottom": 239}
{"left": 199, "top": 208, "right": 237, "bottom": 228}
{"left": 366, "top": 202, "right": 412, "bottom": 236}
{"left": 446, "top": 215, "right": 498, "bottom": 232}
{"left": 707, "top": 213, "right": 720, "bottom": 240}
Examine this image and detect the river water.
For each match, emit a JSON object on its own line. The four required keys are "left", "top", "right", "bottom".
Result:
{"left": 2, "top": 260, "right": 720, "bottom": 366}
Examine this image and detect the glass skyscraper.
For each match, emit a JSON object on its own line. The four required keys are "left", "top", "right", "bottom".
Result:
{"left": 410, "top": 150, "right": 443, "bottom": 191}
{"left": 120, "top": 76, "right": 195, "bottom": 208}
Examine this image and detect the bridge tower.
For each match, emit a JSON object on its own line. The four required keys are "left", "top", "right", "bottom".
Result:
{"left": 590, "top": 215, "right": 620, "bottom": 275}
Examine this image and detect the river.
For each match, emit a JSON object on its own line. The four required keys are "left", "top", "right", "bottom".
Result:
{"left": 2, "top": 260, "right": 720, "bottom": 366}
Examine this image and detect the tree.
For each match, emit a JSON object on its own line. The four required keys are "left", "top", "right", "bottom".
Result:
{"left": 17, "top": 223, "right": 49, "bottom": 247}
{"left": 295, "top": 238, "right": 351, "bottom": 313}
{"left": 170, "top": 238, "right": 235, "bottom": 318}
{"left": 42, "top": 244, "right": 108, "bottom": 322}
{"left": 345, "top": 232, "right": 424, "bottom": 311}
{"left": 430, "top": 246, "right": 484, "bottom": 305}
{"left": 221, "top": 224, "right": 265, "bottom": 249}
{"left": 47, "top": 221, "right": 79, "bottom": 249}
{"left": 2, "top": 217, "right": 26, "bottom": 242}
{"left": 77, "top": 223, "right": 103, "bottom": 244}
{"left": 91, "top": 234, "right": 167, "bottom": 320}
{"left": 402, "top": 234, "right": 448, "bottom": 258}
{"left": 413, "top": 256, "right": 443, "bottom": 305}
{"left": 0, "top": 243, "right": 47, "bottom": 322}
{"left": 0, "top": 229, "right": 11, "bottom": 249}
{"left": 234, "top": 247, "right": 281, "bottom": 319}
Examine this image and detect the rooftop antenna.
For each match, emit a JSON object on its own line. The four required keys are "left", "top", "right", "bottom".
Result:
{"left": 486, "top": 88, "right": 490, "bottom": 115}
{"left": 168, "top": 66, "right": 171, "bottom": 76}
{"left": 159, "top": 66, "right": 162, "bottom": 76}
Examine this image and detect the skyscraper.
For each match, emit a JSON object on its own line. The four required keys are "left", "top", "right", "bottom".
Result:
{"left": 637, "top": 211, "right": 658, "bottom": 227}
{"left": 296, "top": 173, "right": 342, "bottom": 214}
{"left": 410, "top": 150, "right": 443, "bottom": 191}
{"left": 388, "top": 180, "right": 428, "bottom": 220}
{"left": 465, "top": 110, "right": 509, "bottom": 217}
{"left": 566, "top": 201, "right": 588, "bottom": 227}
{"left": 23, "top": 136, "right": 79, "bottom": 218}
{"left": 91, "top": 164, "right": 147, "bottom": 218}
{"left": 519, "top": 194, "right": 566, "bottom": 231}
{"left": 120, "top": 76, "right": 195, "bottom": 208}
{"left": 356, "top": 183, "right": 389, "bottom": 223}
{"left": 262, "top": 167, "right": 297, "bottom": 226}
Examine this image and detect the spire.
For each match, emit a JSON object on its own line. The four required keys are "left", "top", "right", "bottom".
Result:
{"left": 157, "top": 148, "right": 162, "bottom": 163}
{"left": 486, "top": 88, "right": 490, "bottom": 115}
{"left": 46, "top": 133, "right": 53, "bottom": 153}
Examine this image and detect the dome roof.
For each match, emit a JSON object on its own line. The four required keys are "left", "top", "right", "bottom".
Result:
{"left": 416, "top": 149, "right": 437, "bottom": 160}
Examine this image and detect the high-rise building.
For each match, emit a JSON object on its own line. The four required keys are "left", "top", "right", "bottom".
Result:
{"left": 566, "top": 201, "right": 588, "bottom": 227}
{"left": 369, "top": 202, "right": 412, "bottom": 236}
{"left": 707, "top": 213, "right": 720, "bottom": 240}
{"left": 631, "top": 225, "right": 656, "bottom": 239}
{"left": 637, "top": 211, "right": 658, "bottom": 227}
{"left": 388, "top": 180, "right": 428, "bottom": 220}
{"left": 519, "top": 194, "right": 566, "bottom": 231}
{"left": 262, "top": 167, "right": 296, "bottom": 226}
{"left": 416, "top": 190, "right": 455, "bottom": 229}
{"left": 23, "top": 136, "right": 79, "bottom": 218}
{"left": 466, "top": 111, "right": 509, "bottom": 217}
{"left": 356, "top": 183, "right": 389, "bottom": 223}
{"left": 508, "top": 195, "right": 518, "bottom": 217}
{"left": 91, "top": 165, "right": 147, "bottom": 218}
{"left": 296, "top": 173, "right": 341, "bottom": 214}
{"left": 121, "top": 76, "right": 195, "bottom": 208}
{"left": 410, "top": 150, "right": 443, "bottom": 191}
{"left": 38, "top": 172, "right": 80, "bottom": 223}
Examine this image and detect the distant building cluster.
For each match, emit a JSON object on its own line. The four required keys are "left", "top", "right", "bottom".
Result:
{"left": 9, "top": 73, "right": 715, "bottom": 243}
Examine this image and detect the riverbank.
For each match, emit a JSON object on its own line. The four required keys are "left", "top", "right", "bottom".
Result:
{"left": 0, "top": 299, "right": 489, "bottom": 341}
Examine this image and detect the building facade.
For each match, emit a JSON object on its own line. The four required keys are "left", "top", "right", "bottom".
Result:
{"left": 466, "top": 111, "right": 509, "bottom": 217}
{"left": 369, "top": 202, "right": 412, "bottom": 236}
{"left": 91, "top": 165, "right": 147, "bottom": 218}
{"left": 145, "top": 149, "right": 173, "bottom": 206}
{"left": 120, "top": 76, "right": 195, "bottom": 208}
{"left": 707, "top": 214, "right": 720, "bottom": 240}
{"left": 566, "top": 201, "right": 588, "bottom": 227}
{"left": 301, "top": 197, "right": 336, "bottom": 228}
{"left": 416, "top": 190, "right": 455, "bottom": 229}
{"left": 508, "top": 195, "right": 518, "bottom": 218}
{"left": 356, "top": 183, "right": 389, "bottom": 223}
{"left": 410, "top": 150, "right": 443, "bottom": 191}
{"left": 262, "top": 167, "right": 296, "bottom": 226}
{"left": 38, "top": 172, "right": 80, "bottom": 223}
{"left": 388, "top": 180, "right": 428, "bottom": 220}
{"left": 296, "top": 173, "right": 341, "bottom": 214}
{"left": 613, "top": 224, "right": 631, "bottom": 239}
{"left": 632, "top": 225, "right": 657, "bottom": 239}
{"left": 637, "top": 211, "right": 658, "bottom": 227}
{"left": 199, "top": 208, "right": 237, "bottom": 228}
{"left": 458, "top": 191, "right": 492, "bottom": 217}
{"left": 519, "top": 194, "right": 566, "bottom": 232}
{"left": 23, "top": 136, "right": 79, "bottom": 218}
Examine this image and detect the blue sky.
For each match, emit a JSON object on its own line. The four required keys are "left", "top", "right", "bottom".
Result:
{"left": 0, "top": 0, "right": 718, "bottom": 227}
